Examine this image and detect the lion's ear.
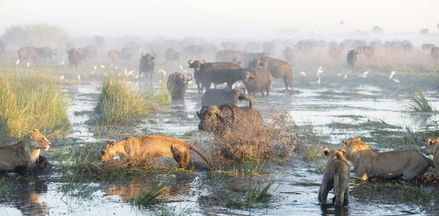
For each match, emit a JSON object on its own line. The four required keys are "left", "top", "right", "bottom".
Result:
{"left": 342, "top": 140, "right": 348, "bottom": 146}
{"left": 33, "top": 129, "right": 40, "bottom": 133}
{"left": 340, "top": 149, "right": 346, "bottom": 154}
{"left": 323, "top": 147, "right": 329, "bottom": 155}
{"left": 428, "top": 139, "right": 433, "bottom": 144}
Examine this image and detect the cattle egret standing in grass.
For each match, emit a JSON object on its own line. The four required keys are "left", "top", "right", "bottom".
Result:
{"left": 100, "top": 64, "right": 105, "bottom": 69}
{"left": 389, "top": 71, "right": 396, "bottom": 80}
{"left": 317, "top": 66, "right": 323, "bottom": 76}
{"left": 392, "top": 78, "right": 400, "bottom": 83}
{"left": 60, "top": 60, "right": 65, "bottom": 66}
{"left": 94, "top": 65, "right": 98, "bottom": 70}
{"left": 77, "top": 75, "right": 81, "bottom": 80}
{"left": 15, "top": 59, "right": 20, "bottom": 65}
{"left": 337, "top": 72, "right": 342, "bottom": 76}
{"left": 159, "top": 69, "right": 167, "bottom": 83}
{"left": 344, "top": 73, "right": 348, "bottom": 79}
{"left": 299, "top": 71, "right": 306, "bottom": 77}
{"left": 26, "top": 61, "right": 30, "bottom": 67}
{"left": 59, "top": 75, "right": 64, "bottom": 80}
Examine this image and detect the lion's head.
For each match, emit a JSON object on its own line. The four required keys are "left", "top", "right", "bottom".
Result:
{"left": 24, "top": 129, "right": 51, "bottom": 150}
{"left": 342, "top": 138, "right": 370, "bottom": 159}
{"left": 99, "top": 140, "right": 117, "bottom": 162}
{"left": 323, "top": 147, "right": 346, "bottom": 160}
{"left": 425, "top": 137, "right": 439, "bottom": 155}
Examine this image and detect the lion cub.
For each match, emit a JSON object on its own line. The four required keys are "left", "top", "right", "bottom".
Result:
{"left": 343, "top": 138, "right": 432, "bottom": 180}
{"left": 318, "top": 147, "right": 350, "bottom": 206}
{"left": 99, "top": 134, "right": 210, "bottom": 169}
{"left": 425, "top": 137, "right": 439, "bottom": 175}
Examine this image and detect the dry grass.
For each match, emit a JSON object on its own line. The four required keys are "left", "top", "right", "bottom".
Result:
{"left": 407, "top": 87, "right": 434, "bottom": 112}
{"left": 0, "top": 77, "right": 69, "bottom": 139}
{"left": 95, "top": 78, "right": 170, "bottom": 125}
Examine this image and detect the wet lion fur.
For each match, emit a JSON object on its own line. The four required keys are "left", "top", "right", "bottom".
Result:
{"left": 0, "top": 129, "right": 51, "bottom": 171}
{"left": 99, "top": 134, "right": 210, "bottom": 169}
{"left": 424, "top": 137, "right": 439, "bottom": 175}
{"left": 342, "top": 138, "right": 432, "bottom": 180}
{"left": 318, "top": 148, "right": 350, "bottom": 206}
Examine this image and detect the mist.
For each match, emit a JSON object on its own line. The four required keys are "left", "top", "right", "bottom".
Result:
{"left": 1, "top": 0, "right": 438, "bottom": 39}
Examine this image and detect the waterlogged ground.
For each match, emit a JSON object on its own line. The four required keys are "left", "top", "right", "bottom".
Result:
{"left": 1, "top": 72, "right": 439, "bottom": 216}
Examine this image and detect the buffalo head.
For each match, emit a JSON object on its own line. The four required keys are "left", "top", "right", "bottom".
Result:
{"left": 197, "top": 105, "right": 235, "bottom": 132}
{"left": 188, "top": 60, "right": 206, "bottom": 72}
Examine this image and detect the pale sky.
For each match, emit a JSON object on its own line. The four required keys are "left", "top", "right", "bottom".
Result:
{"left": 0, "top": 0, "right": 438, "bottom": 38}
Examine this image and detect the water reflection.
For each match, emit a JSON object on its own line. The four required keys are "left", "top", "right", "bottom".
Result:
{"left": 320, "top": 204, "right": 349, "bottom": 216}
{"left": 0, "top": 177, "right": 49, "bottom": 216}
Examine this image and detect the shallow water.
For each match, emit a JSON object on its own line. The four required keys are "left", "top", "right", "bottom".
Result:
{"left": 1, "top": 74, "right": 439, "bottom": 216}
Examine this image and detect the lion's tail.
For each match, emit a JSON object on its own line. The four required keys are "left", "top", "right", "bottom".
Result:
{"left": 187, "top": 143, "right": 211, "bottom": 167}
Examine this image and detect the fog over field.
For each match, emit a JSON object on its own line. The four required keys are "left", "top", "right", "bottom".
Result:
{"left": 0, "top": 0, "right": 438, "bottom": 39}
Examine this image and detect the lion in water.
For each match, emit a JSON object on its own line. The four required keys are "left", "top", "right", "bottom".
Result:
{"left": 99, "top": 135, "right": 210, "bottom": 169}
{"left": 0, "top": 129, "right": 51, "bottom": 172}
{"left": 318, "top": 148, "right": 350, "bottom": 206}
{"left": 342, "top": 138, "right": 432, "bottom": 180}
{"left": 424, "top": 137, "right": 439, "bottom": 175}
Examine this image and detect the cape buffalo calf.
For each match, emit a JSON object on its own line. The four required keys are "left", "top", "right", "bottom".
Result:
{"left": 243, "top": 66, "right": 272, "bottom": 96}
{"left": 167, "top": 72, "right": 192, "bottom": 101}
{"left": 251, "top": 57, "right": 293, "bottom": 91}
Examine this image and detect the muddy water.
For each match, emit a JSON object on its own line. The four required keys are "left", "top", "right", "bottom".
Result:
{"left": 1, "top": 74, "right": 439, "bottom": 216}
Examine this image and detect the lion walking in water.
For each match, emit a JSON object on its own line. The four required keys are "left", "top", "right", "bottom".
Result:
{"left": 99, "top": 134, "right": 210, "bottom": 169}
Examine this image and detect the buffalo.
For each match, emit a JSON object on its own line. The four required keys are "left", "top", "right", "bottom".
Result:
{"left": 188, "top": 60, "right": 245, "bottom": 93}
{"left": 243, "top": 52, "right": 265, "bottom": 67}
{"left": 216, "top": 50, "right": 244, "bottom": 64}
{"left": 346, "top": 50, "right": 358, "bottom": 70}
{"left": 355, "top": 46, "right": 373, "bottom": 58}
{"left": 422, "top": 43, "right": 435, "bottom": 51}
{"left": 282, "top": 47, "right": 294, "bottom": 65}
{"left": 17, "top": 47, "right": 39, "bottom": 62}
{"left": 165, "top": 48, "right": 179, "bottom": 62}
{"left": 167, "top": 72, "right": 192, "bottom": 101}
{"left": 78, "top": 45, "right": 98, "bottom": 61}
{"left": 35, "top": 47, "right": 56, "bottom": 61}
{"left": 67, "top": 48, "right": 81, "bottom": 68}
{"left": 243, "top": 64, "right": 272, "bottom": 96}
{"left": 250, "top": 57, "right": 293, "bottom": 91}
{"left": 201, "top": 88, "right": 251, "bottom": 107}
{"left": 197, "top": 103, "right": 264, "bottom": 136}
{"left": 139, "top": 53, "right": 155, "bottom": 84}
{"left": 0, "top": 41, "right": 5, "bottom": 57}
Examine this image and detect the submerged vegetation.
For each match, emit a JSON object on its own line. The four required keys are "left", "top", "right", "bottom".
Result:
{"left": 95, "top": 78, "right": 170, "bottom": 125}
{"left": 131, "top": 183, "right": 167, "bottom": 208}
{"left": 0, "top": 77, "right": 69, "bottom": 139}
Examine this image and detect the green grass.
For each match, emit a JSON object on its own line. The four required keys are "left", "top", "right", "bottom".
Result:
{"left": 407, "top": 87, "right": 434, "bottom": 112}
{"left": 132, "top": 182, "right": 167, "bottom": 208}
{"left": 0, "top": 77, "right": 70, "bottom": 139}
{"left": 225, "top": 180, "right": 274, "bottom": 209}
{"left": 95, "top": 78, "right": 170, "bottom": 125}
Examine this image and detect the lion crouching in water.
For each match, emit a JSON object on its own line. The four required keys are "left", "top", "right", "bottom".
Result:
{"left": 342, "top": 138, "right": 432, "bottom": 181}
{"left": 318, "top": 148, "right": 350, "bottom": 206}
{"left": 0, "top": 129, "right": 51, "bottom": 172}
{"left": 99, "top": 135, "right": 210, "bottom": 169}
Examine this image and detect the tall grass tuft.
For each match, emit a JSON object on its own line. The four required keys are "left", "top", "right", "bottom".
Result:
{"left": 407, "top": 87, "right": 433, "bottom": 112}
{"left": 132, "top": 183, "right": 167, "bottom": 208}
{"left": 95, "top": 78, "right": 170, "bottom": 125}
{"left": 0, "top": 77, "right": 69, "bottom": 139}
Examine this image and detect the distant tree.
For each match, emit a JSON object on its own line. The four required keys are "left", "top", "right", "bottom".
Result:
{"left": 371, "top": 26, "right": 384, "bottom": 34}
{"left": 420, "top": 28, "right": 430, "bottom": 34}
{"left": 1, "top": 23, "right": 68, "bottom": 48}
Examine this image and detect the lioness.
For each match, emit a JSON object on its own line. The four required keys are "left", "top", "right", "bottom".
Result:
{"left": 99, "top": 135, "right": 210, "bottom": 169}
{"left": 425, "top": 137, "right": 439, "bottom": 175}
{"left": 318, "top": 148, "right": 350, "bottom": 206}
{"left": 342, "top": 138, "right": 432, "bottom": 180}
{"left": 0, "top": 129, "right": 51, "bottom": 172}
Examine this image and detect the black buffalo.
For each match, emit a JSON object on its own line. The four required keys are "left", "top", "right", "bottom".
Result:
{"left": 346, "top": 50, "right": 358, "bottom": 70}
{"left": 201, "top": 88, "right": 251, "bottom": 107}
{"left": 139, "top": 53, "right": 155, "bottom": 84}
{"left": 188, "top": 60, "right": 244, "bottom": 94}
